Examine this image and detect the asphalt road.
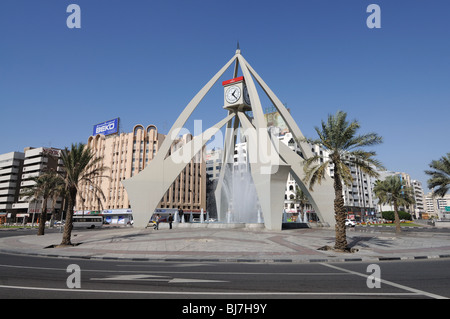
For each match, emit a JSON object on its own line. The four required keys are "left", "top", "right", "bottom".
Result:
{"left": 0, "top": 252, "right": 449, "bottom": 301}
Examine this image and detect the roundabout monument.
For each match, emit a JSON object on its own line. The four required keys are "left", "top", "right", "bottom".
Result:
{"left": 122, "top": 47, "right": 335, "bottom": 230}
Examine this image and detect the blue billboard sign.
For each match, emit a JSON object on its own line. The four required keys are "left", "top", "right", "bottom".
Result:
{"left": 93, "top": 118, "right": 119, "bottom": 136}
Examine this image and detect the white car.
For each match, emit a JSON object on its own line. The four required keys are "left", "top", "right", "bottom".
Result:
{"left": 345, "top": 219, "right": 356, "bottom": 227}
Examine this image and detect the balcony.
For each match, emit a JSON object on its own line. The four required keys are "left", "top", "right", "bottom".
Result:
{"left": 0, "top": 175, "right": 17, "bottom": 182}
{"left": 0, "top": 159, "right": 22, "bottom": 169}
{"left": 22, "top": 172, "right": 40, "bottom": 180}
{"left": 0, "top": 167, "right": 19, "bottom": 175}
{"left": 25, "top": 148, "right": 44, "bottom": 158}
{"left": 24, "top": 156, "right": 48, "bottom": 166}
{"left": 23, "top": 163, "right": 45, "bottom": 172}
{"left": 0, "top": 196, "right": 15, "bottom": 203}
{"left": 0, "top": 189, "right": 15, "bottom": 196}
{"left": 12, "top": 202, "right": 29, "bottom": 209}
{"left": 0, "top": 203, "right": 12, "bottom": 210}
{"left": 20, "top": 180, "right": 36, "bottom": 187}
{"left": 0, "top": 181, "right": 17, "bottom": 189}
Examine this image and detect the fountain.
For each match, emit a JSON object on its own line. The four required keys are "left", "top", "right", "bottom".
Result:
{"left": 220, "top": 143, "right": 262, "bottom": 224}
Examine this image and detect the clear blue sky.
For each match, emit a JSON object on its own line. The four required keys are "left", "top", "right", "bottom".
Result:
{"left": 1, "top": 0, "right": 449, "bottom": 192}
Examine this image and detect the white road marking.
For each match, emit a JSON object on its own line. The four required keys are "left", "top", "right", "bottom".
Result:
{"left": 1, "top": 262, "right": 447, "bottom": 298}
{"left": 0, "top": 284, "right": 420, "bottom": 296}
{"left": 0, "top": 263, "right": 348, "bottom": 276}
{"left": 321, "top": 263, "right": 448, "bottom": 300}
{"left": 168, "top": 278, "right": 228, "bottom": 283}
{"left": 90, "top": 274, "right": 228, "bottom": 284}
{"left": 91, "top": 274, "right": 170, "bottom": 281}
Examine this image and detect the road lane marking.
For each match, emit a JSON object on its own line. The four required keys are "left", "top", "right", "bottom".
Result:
{"left": 2, "top": 262, "right": 446, "bottom": 298}
{"left": 0, "top": 284, "right": 420, "bottom": 296}
{"left": 321, "top": 263, "right": 448, "bottom": 299}
{"left": 90, "top": 274, "right": 228, "bottom": 283}
{"left": 0, "top": 263, "right": 349, "bottom": 276}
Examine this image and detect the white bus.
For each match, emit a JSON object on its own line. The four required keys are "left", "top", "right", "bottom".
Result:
{"left": 72, "top": 215, "right": 103, "bottom": 229}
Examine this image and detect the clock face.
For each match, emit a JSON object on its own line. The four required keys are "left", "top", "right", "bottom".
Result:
{"left": 225, "top": 85, "right": 241, "bottom": 104}
{"left": 243, "top": 85, "right": 251, "bottom": 105}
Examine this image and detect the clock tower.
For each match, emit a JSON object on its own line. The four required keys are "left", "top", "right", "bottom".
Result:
{"left": 123, "top": 47, "right": 336, "bottom": 232}
{"left": 222, "top": 76, "right": 251, "bottom": 111}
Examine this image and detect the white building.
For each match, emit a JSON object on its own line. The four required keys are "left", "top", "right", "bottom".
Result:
{"left": 412, "top": 180, "right": 425, "bottom": 218}
{"left": 0, "top": 152, "right": 25, "bottom": 220}
{"left": 277, "top": 132, "right": 378, "bottom": 222}
{"left": 207, "top": 129, "right": 380, "bottom": 222}
{"left": 375, "top": 170, "right": 426, "bottom": 218}
{"left": 205, "top": 148, "right": 223, "bottom": 181}
{"left": 425, "top": 193, "right": 450, "bottom": 219}
{"left": 205, "top": 143, "right": 251, "bottom": 180}
{"left": 277, "top": 132, "right": 314, "bottom": 213}
{"left": 12, "top": 147, "right": 64, "bottom": 221}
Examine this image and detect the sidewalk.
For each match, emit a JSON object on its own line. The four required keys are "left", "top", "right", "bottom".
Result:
{"left": 1, "top": 225, "right": 450, "bottom": 263}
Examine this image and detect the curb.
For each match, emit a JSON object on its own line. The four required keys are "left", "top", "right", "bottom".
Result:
{"left": 2, "top": 247, "right": 450, "bottom": 264}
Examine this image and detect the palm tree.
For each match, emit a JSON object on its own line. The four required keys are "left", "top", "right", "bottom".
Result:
{"left": 21, "top": 171, "right": 65, "bottom": 235}
{"left": 303, "top": 110, "right": 384, "bottom": 250}
{"left": 373, "top": 175, "right": 415, "bottom": 233}
{"left": 425, "top": 153, "right": 450, "bottom": 198}
{"left": 59, "top": 143, "right": 108, "bottom": 246}
{"left": 48, "top": 174, "right": 67, "bottom": 228}
{"left": 295, "top": 186, "right": 309, "bottom": 222}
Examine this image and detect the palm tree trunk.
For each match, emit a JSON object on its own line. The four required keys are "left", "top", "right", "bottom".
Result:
{"left": 334, "top": 171, "right": 348, "bottom": 250}
{"left": 393, "top": 202, "right": 401, "bottom": 234}
{"left": 49, "top": 197, "right": 57, "bottom": 228}
{"left": 37, "top": 198, "right": 47, "bottom": 236}
{"left": 60, "top": 192, "right": 75, "bottom": 245}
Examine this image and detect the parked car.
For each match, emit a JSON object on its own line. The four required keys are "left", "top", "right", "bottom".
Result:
{"left": 345, "top": 219, "right": 356, "bottom": 227}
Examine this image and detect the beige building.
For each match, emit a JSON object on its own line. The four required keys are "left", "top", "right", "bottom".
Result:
{"left": 77, "top": 124, "right": 206, "bottom": 214}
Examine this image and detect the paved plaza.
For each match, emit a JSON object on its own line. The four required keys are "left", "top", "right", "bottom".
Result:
{"left": 1, "top": 225, "right": 450, "bottom": 263}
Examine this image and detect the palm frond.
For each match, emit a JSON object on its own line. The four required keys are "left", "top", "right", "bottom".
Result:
{"left": 425, "top": 152, "right": 450, "bottom": 197}
{"left": 303, "top": 110, "right": 383, "bottom": 192}
{"left": 303, "top": 155, "right": 331, "bottom": 190}
{"left": 373, "top": 175, "right": 415, "bottom": 206}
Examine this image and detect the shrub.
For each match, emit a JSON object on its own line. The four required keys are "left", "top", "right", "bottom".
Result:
{"left": 381, "top": 210, "right": 412, "bottom": 221}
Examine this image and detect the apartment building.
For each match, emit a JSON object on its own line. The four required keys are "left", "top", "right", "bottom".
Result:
{"left": 12, "top": 147, "right": 64, "bottom": 219}
{"left": 205, "top": 128, "right": 379, "bottom": 222}
{"left": 425, "top": 193, "right": 435, "bottom": 218}
{"left": 205, "top": 148, "right": 223, "bottom": 181}
{"left": 0, "top": 152, "right": 24, "bottom": 223}
{"left": 376, "top": 170, "right": 424, "bottom": 215}
{"left": 77, "top": 124, "right": 206, "bottom": 213}
{"left": 277, "top": 132, "right": 377, "bottom": 221}
{"left": 425, "top": 193, "right": 450, "bottom": 219}
{"left": 340, "top": 154, "right": 377, "bottom": 221}
{"left": 412, "top": 179, "right": 425, "bottom": 218}
{"left": 278, "top": 132, "right": 312, "bottom": 211}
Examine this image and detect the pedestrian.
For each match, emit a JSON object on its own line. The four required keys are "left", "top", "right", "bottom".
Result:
{"left": 179, "top": 208, "right": 184, "bottom": 223}
{"left": 168, "top": 213, "right": 174, "bottom": 229}
{"left": 155, "top": 214, "right": 160, "bottom": 230}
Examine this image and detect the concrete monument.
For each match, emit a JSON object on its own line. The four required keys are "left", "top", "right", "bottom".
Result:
{"left": 122, "top": 47, "right": 335, "bottom": 230}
